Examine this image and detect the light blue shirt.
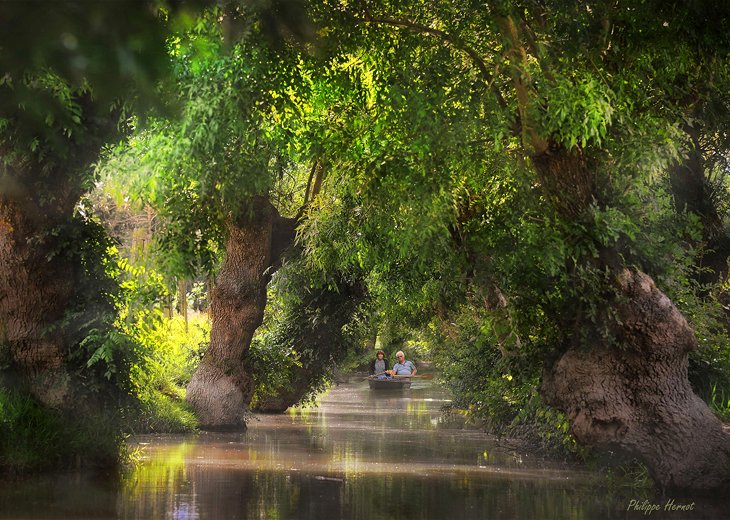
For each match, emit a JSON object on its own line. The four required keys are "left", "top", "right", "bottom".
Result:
{"left": 392, "top": 360, "right": 416, "bottom": 375}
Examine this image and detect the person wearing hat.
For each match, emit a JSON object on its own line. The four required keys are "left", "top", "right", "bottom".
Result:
{"left": 369, "top": 350, "right": 390, "bottom": 375}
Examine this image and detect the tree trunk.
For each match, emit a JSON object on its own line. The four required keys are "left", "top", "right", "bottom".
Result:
{"left": 0, "top": 193, "right": 76, "bottom": 407}
{"left": 177, "top": 278, "right": 188, "bottom": 330}
{"left": 541, "top": 268, "right": 730, "bottom": 491}
{"left": 531, "top": 148, "right": 730, "bottom": 492}
{"left": 1, "top": 93, "right": 117, "bottom": 409}
{"left": 185, "top": 196, "right": 296, "bottom": 429}
{"left": 206, "top": 276, "right": 216, "bottom": 316}
{"left": 495, "top": 11, "right": 730, "bottom": 490}
{"left": 668, "top": 125, "right": 730, "bottom": 286}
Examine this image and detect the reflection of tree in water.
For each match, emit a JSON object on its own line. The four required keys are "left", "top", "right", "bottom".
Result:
{"left": 119, "top": 442, "right": 199, "bottom": 520}
{"left": 113, "top": 382, "right": 730, "bottom": 519}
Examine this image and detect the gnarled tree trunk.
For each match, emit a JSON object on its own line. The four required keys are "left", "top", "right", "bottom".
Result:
{"left": 185, "top": 196, "right": 296, "bottom": 429}
{"left": 541, "top": 268, "right": 730, "bottom": 491}
{"left": 533, "top": 148, "right": 730, "bottom": 492}
{"left": 1, "top": 94, "right": 116, "bottom": 409}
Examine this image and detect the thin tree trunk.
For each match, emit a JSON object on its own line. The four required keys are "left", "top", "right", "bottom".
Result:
{"left": 163, "top": 293, "right": 173, "bottom": 319}
{"left": 185, "top": 196, "right": 296, "bottom": 429}
{"left": 177, "top": 278, "right": 188, "bottom": 331}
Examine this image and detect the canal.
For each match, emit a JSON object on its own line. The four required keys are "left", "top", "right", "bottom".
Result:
{"left": 1, "top": 377, "right": 726, "bottom": 519}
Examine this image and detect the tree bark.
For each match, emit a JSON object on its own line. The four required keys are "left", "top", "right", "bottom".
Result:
{"left": 177, "top": 278, "right": 188, "bottom": 331}
{"left": 185, "top": 196, "right": 296, "bottom": 429}
{"left": 541, "top": 268, "right": 730, "bottom": 491}
{"left": 530, "top": 148, "right": 730, "bottom": 492}
{"left": 0, "top": 188, "right": 77, "bottom": 407}
{"left": 1, "top": 92, "right": 117, "bottom": 409}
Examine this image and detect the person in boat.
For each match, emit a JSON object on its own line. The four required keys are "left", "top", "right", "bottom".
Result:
{"left": 387, "top": 351, "right": 417, "bottom": 376}
{"left": 369, "top": 350, "right": 390, "bottom": 376}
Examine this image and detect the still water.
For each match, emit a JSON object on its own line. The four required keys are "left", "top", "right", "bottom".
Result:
{"left": 1, "top": 378, "right": 727, "bottom": 519}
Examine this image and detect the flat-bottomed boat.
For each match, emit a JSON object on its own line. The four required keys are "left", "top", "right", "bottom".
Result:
{"left": 368, "top": 377, "right": 411, "bottom": 390}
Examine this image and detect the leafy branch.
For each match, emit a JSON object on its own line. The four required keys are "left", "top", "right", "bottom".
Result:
{"left": 355, "top": 9, "right": 508, "bottom": 110}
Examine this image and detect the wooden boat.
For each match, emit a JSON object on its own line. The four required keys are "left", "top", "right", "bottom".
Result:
{"left": 368, "top": 377, "right": 412, "bottom": 390}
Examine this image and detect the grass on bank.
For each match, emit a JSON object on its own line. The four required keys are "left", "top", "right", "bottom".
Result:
{"left": 0, "top": 389, "right": 125, "bottom": 474}
{"left": 0, "top": 313, "right": 208, "bottom": 475}
{"left": 127, "top": 314, "right": 208, "bottom": 433}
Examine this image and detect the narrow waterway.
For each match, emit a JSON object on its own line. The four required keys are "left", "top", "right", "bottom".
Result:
{"left": 1, "top": 378, "right": 726, "bottom": 519}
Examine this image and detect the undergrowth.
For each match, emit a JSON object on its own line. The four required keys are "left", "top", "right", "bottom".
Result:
{"left": 0, "top": 389, "right": 123, "bottom": 474}
{"left": 127, "top": 314, "right": 208, "bottom": 433}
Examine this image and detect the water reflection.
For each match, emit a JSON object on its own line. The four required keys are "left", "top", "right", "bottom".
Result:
{"left": 1, "top": 379, "right": 728, "bottom": 519}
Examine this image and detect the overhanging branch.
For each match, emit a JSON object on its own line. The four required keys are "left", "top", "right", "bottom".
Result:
{"left": 357, "top": 13, "right": 508, "bottom": 110}
{"left": 295, "top": 158, "right": 325, "bottom": 221}
{"left": 496, "top": 15, "right": 548, "bottom": 155}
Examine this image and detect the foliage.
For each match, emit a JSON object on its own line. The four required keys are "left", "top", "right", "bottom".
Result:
{"left": 686, "top": 299, "right": 730, "bottom": 418}
{"left": 290, "top": 2, "right": 730, "bottom": 464}
{"left": 0, "top": 1, "right": 208, "bottom": 473}
{"left": 539, "top": 74, "right": 615, "bottom": 150}
{"left": 0, "top": 388, "right": 123, "bottom": 473}
{"left": 33, "top": 203, "right": 141, "bottom": 399}
{"left": 602, "top": 460, "right": 654, "bottom": 496}
{"left": 0, "top": 2, "right": 202, "bottom": 213}
{"left": 249, "top": 256, "right": 370, "bottom": 407}
{"left": 428, "top": 303, "right": 578, "bottom": 455}
{"left": 102, "top": 246, "right": 205, "bottom": 433}
{"left": 66, "top": 202, "right": 203, "bottom": 432}
{"left": 248, "top": 329, "right": 300, "bottom": 406}
{"left": 0, "top": 190, "right": 190, "bottom": 472}
{"left": 709, "top": 384, "right": 730, "bottom": 423}
{"left": 5, "top": 0, "right": 730, "bottom": 481}
{"left": 127, "top": 315, "right": 207, "bottom": 433}
{"left": 98, "top": 8, "right": 312, "bottom": 279}
{"left": 66, "top": 190, "right": 208, "bottom": 434}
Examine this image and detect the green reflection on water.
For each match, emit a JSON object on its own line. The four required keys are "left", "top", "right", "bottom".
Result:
{"left": 117, "top": 385, "right": 621, "bottom": 520}
{"left": 3, "top": 380, "right": 726, "bottom": 519}
{"left": 120, "top": 440, "right": 199, "bottom": 520}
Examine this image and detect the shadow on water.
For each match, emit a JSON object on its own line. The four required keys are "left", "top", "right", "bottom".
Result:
{"left": 1, "top": 379, "right": 728, "bottom": 519}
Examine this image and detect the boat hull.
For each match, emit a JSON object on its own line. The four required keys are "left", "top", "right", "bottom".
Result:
{"left": 368, "top": 378, "right": 411, "bottom": 390}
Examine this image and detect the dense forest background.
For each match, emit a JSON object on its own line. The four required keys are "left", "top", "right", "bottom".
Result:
{"left": 1, "top": 0, "right": 729, "bottom": 492}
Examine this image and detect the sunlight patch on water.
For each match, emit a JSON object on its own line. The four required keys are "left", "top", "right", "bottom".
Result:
{"left": 7, "top": 379, "right": 725, "bottom": 519}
